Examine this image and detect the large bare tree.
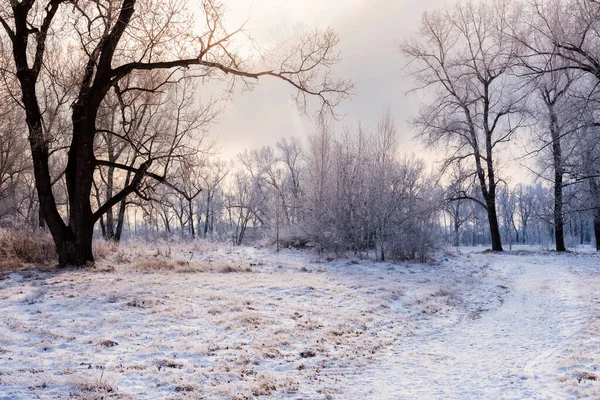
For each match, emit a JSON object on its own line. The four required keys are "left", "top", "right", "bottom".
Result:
{"left": 526, "top": 0, "right": 600, "bottom": 249}
{"left": 400, "top": 0, "right": 526, "bottom": 251}
{"left": 0, "top": 0, "right": 351, "bottom": 266}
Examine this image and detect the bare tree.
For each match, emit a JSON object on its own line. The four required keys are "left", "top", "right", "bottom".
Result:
{"left": 443, "top": 165, "right": 476, "bottom": 247}
{"left": 303, "top": 118, "right": 335, "bottom": 253}
{"left": 400, "top": 0, "right": 526, "bottom": 251}
{"left": 198, "top": 159, "right": 228, "bottom": 238}
{"left": 224, "top": 166, "right": 267, "bottom": 246}
{"left": 276, "top": 137, "right": 303, "bottom": 224}
{"left": 0, "top": 104, "right": 29, "bottom": 221}
{"left": 0, "top": 0, "right": 351, "bottom": 266}
{"left": 521, "top": 59, "right": 581, "bottom": 251}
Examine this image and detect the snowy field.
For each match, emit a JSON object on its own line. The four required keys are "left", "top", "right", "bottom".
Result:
{"left": 0, "top": 243, "right": 600, "bottom": 399}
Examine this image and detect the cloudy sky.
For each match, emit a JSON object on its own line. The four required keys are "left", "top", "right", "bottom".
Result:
{"left": 208, "top": 0, "right": 448, "bottom": 159}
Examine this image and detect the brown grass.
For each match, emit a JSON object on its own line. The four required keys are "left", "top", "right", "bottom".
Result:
{"left": 134, "top": 258, "right": 178, "bottom": 271}
{"left": 0, "top": 228, "right": 56, "bottom": 271}
{"left": 92, "top": 240, "right": 119, "bottom": 260}
{"left": 132, "top": 257, "right": 252, "bottom": 274}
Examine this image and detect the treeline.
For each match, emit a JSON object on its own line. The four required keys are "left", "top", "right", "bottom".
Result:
{"left": 2, "top": 102, "right": 600, "bottom": 258}
{"left": 106, "top": 112, "right": 440, "bottom": 262}
{"left": 444, "top": 184, "right": 598, "bottom": 249}
{"left": 402, "top": 0, "right": 600, "bottom": 252}
{"left": 2, "top": 0, "right": 600, "bottom": 264}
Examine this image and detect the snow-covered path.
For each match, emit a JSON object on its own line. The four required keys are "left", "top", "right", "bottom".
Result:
{"left": 349, "top": 253, "right": 596, "bottom": 399}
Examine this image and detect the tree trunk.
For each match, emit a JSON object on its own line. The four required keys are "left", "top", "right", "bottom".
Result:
{"left": 486, "top": 196, "right": 503, "bottom": 251}
{"left": 590, "top": 178, "right": 600, "bottom": 251}
{"left": 553, "top": 182, "right": 566, "bottom": 252}
{"left": 550, "top": 104, "right": 566, "bottom": 252}
{"left": 452, "top": 204, "right": 461, "bottom": 247}
{"left": 115, "top": 197, "right": 127, "bottom": 241}
{"left": 188, "top": 200, "right": 195, "bottom": 239}
{"left": 99, "top": 214, "right": 106, "bottom": 238}
{"left": 114, "top": 168, "right": 133, "bottom": 241}
{"left": 56, "top": 228, "right": 94, "bottom": 267}
{"left": 204, "top": 191, "right": 212, "bottom": 237}
{"left": 60, "top": 119, "right": 97, "bottom": 265}
{"left": 594, "top": 209, "right": 600, "bottom": 251}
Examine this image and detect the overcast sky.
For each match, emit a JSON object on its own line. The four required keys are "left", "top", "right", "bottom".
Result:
{"left": 208, "top": 0, "right": 448, "bottom": 159}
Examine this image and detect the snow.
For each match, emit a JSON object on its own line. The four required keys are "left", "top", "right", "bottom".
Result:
{"left": 0, "top": 242, "right": 599, "bottom": 399}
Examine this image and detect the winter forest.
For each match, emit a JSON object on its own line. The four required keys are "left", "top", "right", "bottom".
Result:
{"left": 1, "top": 0, "right": 600, "bottom": 265}
{"left": 3, "top": 0, "right": 600, "bottom": 398}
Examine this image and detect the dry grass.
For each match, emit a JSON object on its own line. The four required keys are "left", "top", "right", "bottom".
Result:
{"left": 0, "top": 228, "right": 56, "bottom": 271}
{"left": 133, "top": 257, "right": 178, "bottom": 271}
{"left": 70, "top": 372, "right": 123, "bottom": 400}
{"left": 92, "top": 239, "right": 119, "bottom": 260}
{"left": 132, "top": 257, "right": 252, "bottom": 274}
{"left": 0, "top": 257, "right": 25, "bottom": 272}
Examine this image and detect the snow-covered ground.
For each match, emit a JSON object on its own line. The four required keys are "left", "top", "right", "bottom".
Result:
{"left": 0, "top": 242, "right": 599, "bottom": 399}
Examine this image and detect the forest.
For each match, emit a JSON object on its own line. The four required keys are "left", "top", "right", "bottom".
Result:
{"left": 0, "top": 0, "right": 599, "bottom": 265}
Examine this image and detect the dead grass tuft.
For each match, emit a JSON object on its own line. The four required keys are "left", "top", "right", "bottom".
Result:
{"left": 575, "top": 371, "right": 598, "bottom": 383}
{"left": 0, "top": 258, "right": 25, "bottom": 272}
{"left": 0, "top": 228, "right": 57, "bottom": 269}
{"left": 218, "top": 264, "right": 252, "bottom": 273}
{"left": 92, "top": 239, "right": 118, "bottom": 260}
{"left": 134, "top": 258, "right": 178, "bottom": 271}
{"left": 156, "top": 359, "right": 183, "bottom": 369}
{"left": 71, "top": 372, "right": 115, "bottom": 399}
{"left": 99, "top": 339, "right": 118, "bottom": 348}
{"left": 251, "top": 374, "right": 277, "bottom": 397}
{"left": 175, "top": 384, "right": 197, "bottom": 393}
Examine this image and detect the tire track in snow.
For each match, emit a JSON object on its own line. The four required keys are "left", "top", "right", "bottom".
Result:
{"left": 346, "top": 253, "right": 593, "bottom": 400}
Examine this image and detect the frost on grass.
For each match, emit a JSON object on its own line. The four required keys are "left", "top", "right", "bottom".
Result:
{"left": 555, "top": 264, "right": 600, "bottom": 399}
{"left": 0, "top": 242, "right": 498, "bottom": 398}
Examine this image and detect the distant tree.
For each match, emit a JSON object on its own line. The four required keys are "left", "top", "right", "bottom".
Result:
{"left": 303, "top": 118, "right": 335, "bottom": 253}
{"left": 0, "top": 101, "right": 30, "bottom": 221}
{"left": 198, "top": 159, "right": 228, "bottom": 238}
{"left": 276, "top": 137, "right": 304, "bottom": 224}
{"left": 224, "top": 165, "right": 267, "bottom": 246}
{"left": 443, "top": 165, "right": 477, "bottom": 247}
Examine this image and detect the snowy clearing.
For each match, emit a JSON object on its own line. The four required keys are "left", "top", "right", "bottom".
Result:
{"left": 0, "top": 243, "right": 599, "bottom": 399}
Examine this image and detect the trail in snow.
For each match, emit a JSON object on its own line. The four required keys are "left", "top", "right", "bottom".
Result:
{"left": 348, "top": 252, "right": 595, "bottom": 400}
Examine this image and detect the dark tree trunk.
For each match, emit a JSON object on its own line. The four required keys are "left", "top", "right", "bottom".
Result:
{"left": 453, "top": 220, "right": 460, "bottom": 247}
{"left": 549, "top": 104, "right": 566, "bottom": 252}
{"left": 452, "top": 202, "right": 461, "bottom": 247}
{"left": 114, "top": 197, "right": 127, "bottom": 241}
{"left": 99, "top": 215, "right": 106, "bottom": 238}
{"left": 469, "top": 87, "right": 503, "bottom": 253}
{"left": 204, "top": 191, "right": 212, "bottom": 237}
{"left": 486, "top": 196, "right": 503, "bottom": 251}
{"left": 188, "top": 200, "right": 195, "bottom": 239}
{"left": 553, "top": 180, "right": 566, "bottom": 251}
{"left": 61, "top": 113, "right": 97, "bottom": 265}
{"left": 594, "top": 209, "right": 600, "bottom": 251}
{"left": 590, "top": 178, "right": 600, "bottom": 251}
{"left": 56, "top": 228, "right": 94, "bottom": 267}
